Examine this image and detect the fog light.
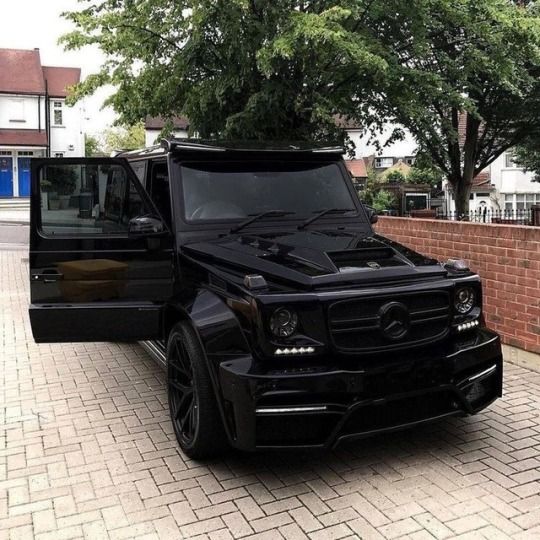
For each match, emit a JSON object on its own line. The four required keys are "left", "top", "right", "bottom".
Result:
{"left": 464, "top": 381, "right": 487, "bottom": 404}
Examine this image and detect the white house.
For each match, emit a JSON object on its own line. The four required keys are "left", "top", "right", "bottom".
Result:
{"left": 347, "top": 124, "right": 418, "bottom": 169}
{"left": 489, "top": 150, "right": 540, "bottom": 213}
{"left": 0, "top": 48, "right": 84, "bottom": 198}
{"left": 144, "top": 116, "right": 190, "bottom": 147}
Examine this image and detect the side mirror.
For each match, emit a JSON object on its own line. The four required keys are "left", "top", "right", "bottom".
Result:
{"left": 365, "top": 206, "right": 378, "bottom": 224}
{"left": 128, "top": 215, "right": 165, "bottom": 236}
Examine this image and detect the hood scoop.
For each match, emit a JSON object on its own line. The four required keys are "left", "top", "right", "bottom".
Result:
{"left": 328, "top": 248, "right": 409, "bottom": 272}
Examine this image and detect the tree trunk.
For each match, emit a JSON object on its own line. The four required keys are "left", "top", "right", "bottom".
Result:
{"left": 453, "top": 175, "right": 472, "bottom": 218}
{"left": 456, "top": 114, "right": 480, "bottom": 219}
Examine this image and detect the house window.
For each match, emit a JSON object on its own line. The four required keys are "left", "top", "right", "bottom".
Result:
{"left": 374, "top": 157, "right": 394, "bottom": 168}
{"left": 9, "top": 99, "right": 25, "bottom": 122}
{"left": 53, "top": 101, "right": 64, "bottom": 126}
{"left": 505, "top": 151, "right": 517, "bottom": 168}
{"left": 504, "top": 193, "right": 539, "bottom": 211}
{"left": 18, "top": 151, "right": 34, "bottom": 156}
{"left": 0, "top": 151, "right": 12, "bottom": 156}
{"left": 54, "top": 152, "right": 64, "bottom": 158}
{"left": 405, "top": 156, "right": 416, "bottom": 166}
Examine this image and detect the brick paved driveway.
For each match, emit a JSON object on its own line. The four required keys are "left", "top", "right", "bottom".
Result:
{"left": 2, "top": 250, "right": 540, "bottom": 540}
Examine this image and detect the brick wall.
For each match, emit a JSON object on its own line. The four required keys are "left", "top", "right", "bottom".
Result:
{"left": 375, "top": 217, "right": 540, "bottom": 354}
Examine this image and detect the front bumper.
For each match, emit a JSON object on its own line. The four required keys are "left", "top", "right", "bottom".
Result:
{"left": 218, "top": 329, "right": 503, "bottom": 451}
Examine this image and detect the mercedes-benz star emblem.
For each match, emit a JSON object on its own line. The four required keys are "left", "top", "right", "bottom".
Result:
{"left": 379, "top": 302, "right": 410, "bottom": 340}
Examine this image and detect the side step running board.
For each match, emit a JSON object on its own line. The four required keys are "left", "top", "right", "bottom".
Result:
{"left": 140, "top": 340, "right": 167, "bottom": 369}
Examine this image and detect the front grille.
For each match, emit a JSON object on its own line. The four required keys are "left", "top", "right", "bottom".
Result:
{"left": 328, "top": 290, "right": 451, "bottom": 352}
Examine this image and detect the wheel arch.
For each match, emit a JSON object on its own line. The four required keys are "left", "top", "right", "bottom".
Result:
{"left": 163, "top": 289, "right": 252, "bottom": 443}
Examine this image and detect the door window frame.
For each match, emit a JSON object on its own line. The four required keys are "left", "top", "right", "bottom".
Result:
{"left": 32, "top": 157, "right": 167, "bottom": 240}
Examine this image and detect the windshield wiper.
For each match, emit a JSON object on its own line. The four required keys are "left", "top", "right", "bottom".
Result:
{"left": 230, "top": 210, "right": 296, "bottom": 234}
{"left": 298, "top": 208, "right": 355, "bottom": 230}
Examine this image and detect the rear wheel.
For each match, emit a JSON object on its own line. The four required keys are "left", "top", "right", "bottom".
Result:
{"left": 167, "top": 321, "right": 229, "bottom": 459}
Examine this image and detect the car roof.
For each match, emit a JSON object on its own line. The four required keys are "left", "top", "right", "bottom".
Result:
{"left": 115, "top": 138, "right": 345, "bottom": 160}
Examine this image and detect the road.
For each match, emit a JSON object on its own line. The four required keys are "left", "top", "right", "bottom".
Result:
{"left": 0, "top": 223, "right": 29, "bottom": 249}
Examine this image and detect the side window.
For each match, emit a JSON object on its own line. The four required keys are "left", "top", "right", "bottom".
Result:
{"left": 149, "top": 161, "right": 171, "bottom": 226}
{"left": 39, "top": 162, "right": 152, "bottom": 235}
{"left": 129, "top": 160, "right": 147, "bottom": 187}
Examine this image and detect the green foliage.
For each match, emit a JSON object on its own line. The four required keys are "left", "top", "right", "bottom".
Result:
{"left": 61, "top": 0, "right": 387, "bottom": 142}
{"left": 407, "top": 166, "right": 443, "bottom": 187}
{"left": 513, "top": 141, "right": 540, "bottom": 182}
{"left": 85, "top": 134, "right": 101, "bottom": 157}
{"left": 358, "top": 0, "right": 540, "bottom": 213}
{"left": 360, "top": 168, "right": 381, "bottom": 206}
{"left": 46, "top": 167, "right": 77, "bottom": 196}
{"left": 371, "top": 190, "right": 396, "bottom": 213}
{"left": 360, "top": 168, "right": 397, "bottom": 211}
{"left": 385, "top": 170, "right": 406, "bottom": 184}
{"left": 62, "top": 0, "right": 540, "bottom": 214}
{"left": 103, "top": 122, "right": 145, "bottom": 152}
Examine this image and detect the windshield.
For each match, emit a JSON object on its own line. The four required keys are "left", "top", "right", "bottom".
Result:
{"left": 180, "top": 161, "right": 360, "bottom": 223}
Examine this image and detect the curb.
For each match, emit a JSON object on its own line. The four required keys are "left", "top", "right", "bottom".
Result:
{"left": 503, "top": 344, "right": 540, "bottom": 374}
{"left": 0, "top": 220, "right": 30, "bottom": 225}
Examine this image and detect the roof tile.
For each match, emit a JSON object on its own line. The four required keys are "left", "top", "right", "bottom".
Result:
{"left": 0, "top": 48, "right": 45, "bottom": 94}
{"left": 345, "top": 158, "right": 368, "bottom": 178}
{"left": 0, "top": 129, "right": 47, "bottom": 146}
{"left": 42, "top": 66, "right": 81, "bottom": 98}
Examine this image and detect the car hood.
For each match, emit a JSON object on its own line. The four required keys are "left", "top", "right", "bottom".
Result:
{"left": 182, "top": 229, "right": 448, "bottom": 290}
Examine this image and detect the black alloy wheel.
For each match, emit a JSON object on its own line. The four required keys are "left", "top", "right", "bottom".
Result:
{"left": 168, "top": 331, "right": 198, "bottom": 446}
{"left": 166, "top": 322, "right": 229, "bottom": 459}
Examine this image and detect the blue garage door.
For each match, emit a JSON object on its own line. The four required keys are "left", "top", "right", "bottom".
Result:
{"left": 0, "top": 157, "right": 13, "bottom": 197}
{"left": 18, "top": 157, "right": 31, "bottom": 197}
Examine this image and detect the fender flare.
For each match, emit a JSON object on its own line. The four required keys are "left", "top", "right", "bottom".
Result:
{"left": 163, "top": 289, "right": 252, "bottom": 442}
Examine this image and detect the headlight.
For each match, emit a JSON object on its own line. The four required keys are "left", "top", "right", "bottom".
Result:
{"left": 269, "top": 308, "right": 298, "bottom": 338}
{"left": 455, "top": 287, "right": 476, "bottom": 314}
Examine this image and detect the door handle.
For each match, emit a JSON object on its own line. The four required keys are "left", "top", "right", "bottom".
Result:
{"left": 32, "top": 269, "right": 64, "bottom": 283}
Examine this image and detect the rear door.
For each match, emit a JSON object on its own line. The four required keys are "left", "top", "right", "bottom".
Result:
{"left": 29, "top": 158, "right": 174, "bottom": 343}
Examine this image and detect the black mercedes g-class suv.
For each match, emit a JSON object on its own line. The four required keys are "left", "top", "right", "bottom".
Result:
{"left": 29, "top": 139, "right": 503, "bottom": 458}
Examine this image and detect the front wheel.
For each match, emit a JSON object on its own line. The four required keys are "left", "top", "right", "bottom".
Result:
{"left": 167, "top": 321, "right": 229, "bottom": 459}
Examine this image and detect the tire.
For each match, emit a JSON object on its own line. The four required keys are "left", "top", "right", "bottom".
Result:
{"left": 167, "top": 321, "right": 229, "bottom": 459}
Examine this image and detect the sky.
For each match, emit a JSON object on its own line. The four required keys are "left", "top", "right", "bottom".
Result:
{"left": 1, "top": 0, "right": 117, "bottom": 135}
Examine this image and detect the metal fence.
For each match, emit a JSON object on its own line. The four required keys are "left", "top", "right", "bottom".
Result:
{"left": 379, "top": 207, "right": 540, "bottom": 225}
{"left": 428, "top": 209, "right": 534, "bottom": 225}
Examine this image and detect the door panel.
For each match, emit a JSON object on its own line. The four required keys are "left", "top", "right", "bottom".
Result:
{"left": 30, "top": 303, "right": 161, "bottom": 343}
{"left": 29, "top": 157, "right": 174, "bottom": 343}
{"left": 0, "top": 157, "right": 13, "bottom": 196}
{"left": 18, "top": 157, "right": 31, "bottom": 197}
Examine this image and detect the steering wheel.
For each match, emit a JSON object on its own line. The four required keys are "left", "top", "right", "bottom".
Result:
{"left": 190, "top": 201, "right": 246, "bottom": 220}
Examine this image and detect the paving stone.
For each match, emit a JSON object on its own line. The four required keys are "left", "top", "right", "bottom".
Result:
{"left": 2, "top": 250, "right": 540, "bottom": 539}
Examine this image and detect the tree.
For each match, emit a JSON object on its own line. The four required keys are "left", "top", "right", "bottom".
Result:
{"left": 61, "top": 1, "right": 387, "bottom": 142}
{"left": 103, "top": 122, "right": 145, "bottom": 153}
{"left": 371, "top": 190, "right": 397, "bottom": 213}
{"left": 358, "top": 0, "right": 540, "bottom": 214}
{"left": 62, "top": 1, "right": 540, "bottom": 214}
{"left": 513, "top": 140, "right": 540, "bottom": 182}
{"left": 407, "top": 166, "right": 444, "bottom": 188}
{"left": 85, "top": 134, "right": 101, "bottom": 157}
{"left": 385, "top": 170, "right": 406, "bottom": 184}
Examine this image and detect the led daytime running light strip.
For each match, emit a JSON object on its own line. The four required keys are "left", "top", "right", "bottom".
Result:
{"left": 275, "top": 347, "right": 315, "bottom": 355}
{"left": 457, "top": 319, "right": 480, "bottom": 332}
